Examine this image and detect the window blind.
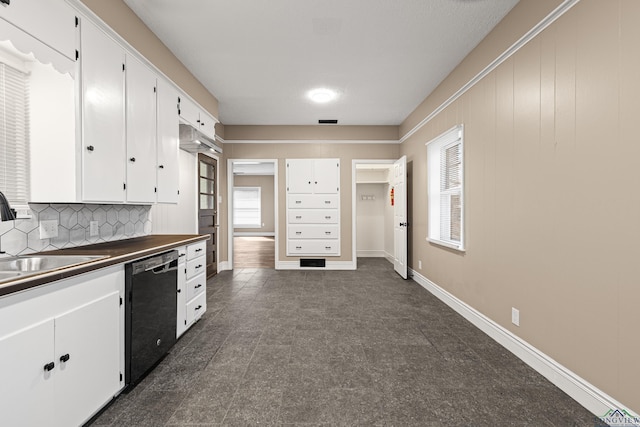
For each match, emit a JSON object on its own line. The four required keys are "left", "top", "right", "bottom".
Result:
{"left": 0, "top": 62, "right": 30, "bottom": 207}
{"left": 233, "top": 187, "right": 261, "bottom": 228}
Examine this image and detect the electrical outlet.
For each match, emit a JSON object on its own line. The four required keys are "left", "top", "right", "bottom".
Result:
{"left": 39, "top": 220, "right": 58, "bottom": 239}
{"left": 418, "top": 260, "right": 422, "bottom": 270}
{"left": 90, "top": 221, "right": 99, "bottom": 237}
{"left": 512, "top": 307, "right": 520, "bottom": 326}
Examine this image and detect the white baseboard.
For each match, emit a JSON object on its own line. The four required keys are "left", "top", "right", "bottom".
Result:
{"left": 409, "top": 268, "right": 637, "bottom": 419}
{"left": 276, "top": 260, "right": 356, "bottom": 270}
{"left": 233, "top": 232, "right": 275, "bottom": 237}
{"left": 217, "top": 261, "right": 231, "bottom": 272}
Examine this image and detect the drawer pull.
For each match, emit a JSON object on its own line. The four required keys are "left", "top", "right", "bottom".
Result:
{"left": 296, "top": 216, "right": 302, "bottom": 219}
{"left": 325, "top": 246, "right": 332, "bottom": 249}
{"left": 296, "top": 246, "right": 302, "bottom": 249}
{"left": 295, "top": 231, "right": 302, "bottom": 235}
{"left": 325, "top": 216, "right": 331, "bottom": 219}
{"left": 195, "top": 248, "right": 203, "bottom": 252}
{"left": 324, "top": 200, "right": 331, "bottom": 204}
{"left": 195, "top": 284, "right": 202, "bottom": 289}
{"left": 325, "top": 231, "right": 331, "bottom": 235}
{"left": 195, "top": 305, "right": 202, "bottom": 311}
{"left": 295, "top": 200, "right": 302, "bottom": 204}
{"left": 179, "top": 253, "right": 186, "bottom": 257}
{"left": 195, "top": 264, "right": 203, "bottom": 269}
{"left": 44, "top": 362, "right": 55, "bottom": 372}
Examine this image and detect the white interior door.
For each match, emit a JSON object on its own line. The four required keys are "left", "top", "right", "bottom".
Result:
{"left": 393, "top": 156, "right": 408, "bottom": 279}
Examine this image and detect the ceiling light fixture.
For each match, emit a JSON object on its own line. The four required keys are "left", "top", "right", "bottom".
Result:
{"left": 308, "top": 88, "right": 337, "bottom": 103}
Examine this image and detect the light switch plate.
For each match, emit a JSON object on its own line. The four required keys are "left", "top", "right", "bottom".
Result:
{"left": 39, "top": 220, "right": 58, "bottom": 239}
{"left": 90, "top": 221, "right": 99, "bottom": 237}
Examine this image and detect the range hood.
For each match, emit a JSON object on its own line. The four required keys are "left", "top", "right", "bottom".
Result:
{"left": 179, "top": 124, "right": 222, "bottom": 154}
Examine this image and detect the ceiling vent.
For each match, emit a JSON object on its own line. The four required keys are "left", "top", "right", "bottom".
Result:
{"left": 318, "top": 119, "right": 338, "bottom": 124}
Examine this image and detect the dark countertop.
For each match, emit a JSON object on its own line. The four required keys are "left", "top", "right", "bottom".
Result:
{"left": 0, "top": 234, "right": 209, "bottom": 298}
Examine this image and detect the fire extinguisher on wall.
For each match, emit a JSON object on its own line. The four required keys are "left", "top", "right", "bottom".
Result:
{"left": 390, "top": 187, "right": 394, "bottom": 206}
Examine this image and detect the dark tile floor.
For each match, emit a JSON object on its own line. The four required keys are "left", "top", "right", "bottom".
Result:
{"left": 90, "top": 258, "right": 598, "bottom": 426}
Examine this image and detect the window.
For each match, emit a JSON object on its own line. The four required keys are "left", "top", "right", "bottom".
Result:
{"left": 0, "top": 60, "right": 30, "bottom": 208}
{"left": 426, "top": 125, "right": 464, "bottom": 251}
{"left": 233, "top": 187, "right": 261, "bottom": 228}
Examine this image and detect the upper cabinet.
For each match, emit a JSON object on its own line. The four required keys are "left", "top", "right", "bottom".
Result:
{"left": 125, "top": 54, "right": 157, "bottom": 204}
{"left": 178, "top": 95, "right": 216, "bottom": 139}
{"left": 0, "top": 0, "right": 76, "bottom": 61}
{"left": 80, "top": 18, "right": 126, "bottom": 203}
{"left": 287, "top": 159, "right": 340, "bottom": 194}
{"left": 156, "top": 80, "right": 179, "bottom": 203}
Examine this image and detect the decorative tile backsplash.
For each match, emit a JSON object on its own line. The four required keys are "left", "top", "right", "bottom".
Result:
{"left": 0, "top": 204, "right": 152, "bottom": 256}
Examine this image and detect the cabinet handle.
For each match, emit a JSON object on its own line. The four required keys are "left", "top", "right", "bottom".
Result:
{"left": 325, "top": 216, "right": 331, "bottom": 219}
{"left": 195, "top": 284, "right": 202, "bottom": 289}
{"left": 295, "top": 246, "right": 302, "bottom": 249}
{"left": 308, "top": 181, "right": 311, "bottom": 184}
{"left": 177, "top": 288, "right": 182, "bottom": 293}
{"left": 158, "top": 165, "right": 164, "bottom": 169}
{"left": 325, "top": 246, "right": 332, "bottom": 249}
{"left": 179, "top": 253, "right": 186, "bottom": 257}
{"left": 325, "top": 231, "right": 331, "bottom": 235}
{"left": 324, "top": 201, "right": 331, "bottom": 204}
{"left": 195, "top": 264, "right": 203, "bottom": 269}
{"left": 295, "top": 216, "right": 302, "bottom": 219}
{"left": 129, "top": 157, "right": 136, "bottom": 162}
{"left": 195, "top": 305, "right": 202, "bottom": 311}
{"left": 295, "top": 231, "right": 302, "bottom": 235}
{"left": 60, "top": 354, "right": 70, "bottom": 363}
{"left": 44, "top": 362, "right": 55, "bottom": 372}
{"left": 315, "top": 181, "right": 318, "bottom": 184}
{"left": 195, "top": 248, "right": 203, "bottom": 252}
{"left": 295, "top": 200, "right": 302, "bottom": 204}
{"left": 1, "top": 0, "right": 10, "bottom": 6}
{"left": 86, "top": 145, "right": 94, "bottom": 151}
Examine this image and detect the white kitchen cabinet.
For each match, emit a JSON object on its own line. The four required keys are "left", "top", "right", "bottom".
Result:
{"left": 286, "top": 158, "right": 340, "bottom": 194}
{"left": 286, "top": 159, "right": 341, "bottom": 257}
{"left": 0, "top": 0, "right": 76, "bottom": 61}
{"left": 177, "top": 241, "right": 206, "bottom": 338}
{"left": 178, "top": 95, "right": 216, "bottom": 139}
{"left": 0, "top": 265, "right": 124, "bottom": 427}
{"left": 80, "top": 18, "right": 126, "bottom": 203}
{"left": 125, "top": 54, "right": 157, "bottom": 203}
{"left": 156, "top": 79, "right": 180, "bottom": 203}
{"left": 176, "top": 246, "right": 187, "bottom": 337}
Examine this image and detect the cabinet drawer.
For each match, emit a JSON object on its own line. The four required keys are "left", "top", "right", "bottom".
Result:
{"left": 186, "top": 292, "right": 206, "bottom": 325}
{"left": 288, "top": 194, "right": 338, "bottom": 209}
{"left": 187, "top": 241, "right": 206, "bottom": 260}
{"left": 186, "top": 274, "right": 206, "bottom": 301}
{"left": 288, "top": 209, "right": 338, "bottom": 224}
{"left": 186, "top": 257, "right": 206, "bottom": 279}
{"left": 287, "top": 240, "right": 339, "bottom": 255}
{"left": 288, "top": 225, "right": 339, "bottom": 239}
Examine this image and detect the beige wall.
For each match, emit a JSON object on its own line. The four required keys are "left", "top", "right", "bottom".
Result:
{"left": 225, "top": 141, "right": 400, "bottom": 262}
{"left": 233, "top": 175, "right": 275, "bottom": 234}
{"left": 400, "top": 0, "right": 640, "bottom": 413}
{"left": 78, "top": 0, "right": 219, "bottom": 118}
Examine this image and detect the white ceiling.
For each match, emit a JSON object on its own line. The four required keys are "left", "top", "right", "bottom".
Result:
{"left": 123, "top": 0, "right": 519, "bottom": 126}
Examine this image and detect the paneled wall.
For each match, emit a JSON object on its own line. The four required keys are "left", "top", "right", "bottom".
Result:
{"left": 400, "top": 0, "right": 640, "bottom": 413}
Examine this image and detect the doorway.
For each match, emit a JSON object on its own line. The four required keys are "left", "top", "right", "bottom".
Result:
{"left": 198, "top": 154, "right": 218, "bottom": 278}
{"left": 227, "top": 159, "right": 279, "bottom": 270}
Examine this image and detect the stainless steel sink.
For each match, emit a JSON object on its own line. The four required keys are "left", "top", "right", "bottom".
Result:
{"left": 0, "top": 255, "right": 107, "bottom": 283}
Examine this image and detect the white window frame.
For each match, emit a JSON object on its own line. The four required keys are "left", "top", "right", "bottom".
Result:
{"left": 233, "top": 186, "right": 262, "bottom": 229}
{"left": 426, "top": 125, "right": 465, "bottom": 252}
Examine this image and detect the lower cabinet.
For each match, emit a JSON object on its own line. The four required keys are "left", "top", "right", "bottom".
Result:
{"left": 0, "top": 265, "right": 124, "bottom": 427}
{"left": 177, "top": 241, "right": 207, "bottom": 338}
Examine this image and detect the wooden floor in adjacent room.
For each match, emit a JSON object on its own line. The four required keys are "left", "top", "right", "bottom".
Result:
{"left": 233, "top": 236, "right": 275, "bottom": 268}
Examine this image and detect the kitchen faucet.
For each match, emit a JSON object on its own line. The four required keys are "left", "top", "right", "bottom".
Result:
{"left": 0, "top": 191, "right": 16, "bottom": 221}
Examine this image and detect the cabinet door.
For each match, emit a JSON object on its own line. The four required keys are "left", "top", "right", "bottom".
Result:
{"left": 312, "top": 159, "right": 340, "bottom": 194}
{"left": 54, "top": 291, "right": 121, "bottom": 427}
{"left": 157, "top": 79, "right": 179, "bottom": 203}
{"left": 286, "top": 159, "right": 314, "bottom": 194}
{"left": 0, "top": 318, "right": 55, "bottom": 427}
{"left": 178, "top": 95, "right": 199, "bottom": 128}
{"left": 199, "top": 111, "right": 216, "bottom": 139}
{"left": 125, "top": 54, "right": 157, "bottom": 203}
{"left": 81, "top": 20, "right": 126, "bottom": 202}
{"left": 0, "top": 0, "right": 76, "bottom": 60}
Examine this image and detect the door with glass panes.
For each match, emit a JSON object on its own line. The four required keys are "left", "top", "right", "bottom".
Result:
{"left": 198, "top": 154, "right": 217, "bottom": 277}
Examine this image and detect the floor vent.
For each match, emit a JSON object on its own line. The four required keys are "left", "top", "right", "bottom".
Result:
{"left": 300, "top": 258, "right": 326, "bottom": 268}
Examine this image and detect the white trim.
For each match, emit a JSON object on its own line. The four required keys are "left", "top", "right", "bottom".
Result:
{"left": 409, "top": 267, "right": 637, "bottom": 418}
{"left": 356, "top": 250, "right": 387, "bottom": 258}
{"left": 217, "top": 261, "right": 231, "bottom": 272}
{"left": 225, "top": 139, "right": 399, "bottom": 145}
{"left": 233, "top": 232, "right": 275, "bottom": 237}
{"left": 399, "top": 0, "right": 581, "bottom": 143}
{"left": 227, "top": 159, "right": 279, "bottom": 271}
{"left": 276, "top": 260, "right": 356, "bottom": 270}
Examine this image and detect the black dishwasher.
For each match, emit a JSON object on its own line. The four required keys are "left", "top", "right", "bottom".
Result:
{"left": 124, "top": 250, "right": 178, "bottom": 389}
